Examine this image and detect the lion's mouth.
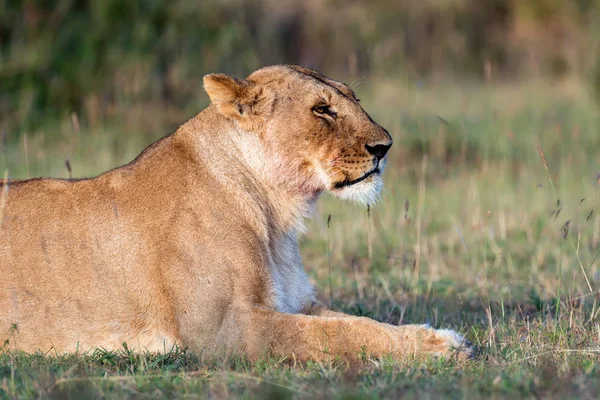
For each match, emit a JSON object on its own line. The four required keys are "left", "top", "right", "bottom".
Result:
{"left": 333, "top": 168, "right": 380, "bottom": 189}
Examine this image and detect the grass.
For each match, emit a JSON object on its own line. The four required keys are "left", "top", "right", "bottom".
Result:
{"left": 2, "top": 77, "right": 600, "bottom": 398}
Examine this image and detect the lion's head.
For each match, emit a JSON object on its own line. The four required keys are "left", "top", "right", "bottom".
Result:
{"left": 203, "top": 65, "right": 392, "bottom": 206}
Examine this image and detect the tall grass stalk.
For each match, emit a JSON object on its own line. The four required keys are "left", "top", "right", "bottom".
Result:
{"left": 22, "top": 134, "right": 30, "bottom": 179}
{"left": 413, "top": 155, "right": 427, "bottom": 289}
{"left": 327, "top": 214, "right": 333, "bottom": 308}
{"left": 537, "top": 145, "right": 593, "bottom": 293}
{"left": 367, "top": 205, "right": 377, "bottom": 311}
{"left": 0, "top": 169, "right": 8, "bottom": 226}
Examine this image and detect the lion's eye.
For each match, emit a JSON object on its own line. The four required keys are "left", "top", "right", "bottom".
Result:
{"left": 312, "top": 104, "right": 337, "bottom": 118}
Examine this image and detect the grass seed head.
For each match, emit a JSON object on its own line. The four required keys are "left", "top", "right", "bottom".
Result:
{"left": 561, "top": 220, "right": 571, "bottom": 239}
{"left": 65, "top": 159, "right": 72, "bottom": 179}
{"left": 537, "top": 145, "right": 549, "bottom": 170}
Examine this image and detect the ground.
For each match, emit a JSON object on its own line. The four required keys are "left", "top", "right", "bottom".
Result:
{"left": 1, "top": 77, "right": 600, "bottom": 399}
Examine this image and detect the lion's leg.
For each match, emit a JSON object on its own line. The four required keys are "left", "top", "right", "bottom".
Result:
{"left": 243, "top": 308, "right": 472, "bottom": 363}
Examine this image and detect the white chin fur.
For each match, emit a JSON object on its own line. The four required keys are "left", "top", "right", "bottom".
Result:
{"left": 331, "top": 173, "right": 383, "bottom": 206}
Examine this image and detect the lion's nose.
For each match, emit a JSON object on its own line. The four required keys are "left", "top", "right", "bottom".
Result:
{"left": 365, "top": 142, "right": 392, "bottom": 159}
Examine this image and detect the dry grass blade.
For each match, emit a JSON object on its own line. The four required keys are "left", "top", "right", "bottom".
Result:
{"left": 0, "top": 169, "right": 9, "bottom": 226}
{"left": 537, "top": 145, "right": 559, "bottom": 202}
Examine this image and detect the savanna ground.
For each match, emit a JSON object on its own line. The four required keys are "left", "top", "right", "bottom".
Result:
{"left": 2, "top": 77, "right": 600, "bottom": 399}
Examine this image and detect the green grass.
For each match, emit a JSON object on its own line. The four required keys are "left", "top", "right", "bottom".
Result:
{"left": 1, "top": 342, "right": 599, "bottom": 398}
{"left": 2, "top": 77, "right": 600, "bottom": 398}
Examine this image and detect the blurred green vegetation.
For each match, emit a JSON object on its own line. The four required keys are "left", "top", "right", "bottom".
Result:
{"left": 2, "top": 0, "right": 600, "bottom": 135}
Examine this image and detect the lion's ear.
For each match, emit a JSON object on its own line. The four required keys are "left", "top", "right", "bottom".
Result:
{"left": 203, "top": 74, "right": 252, "bottom": 120}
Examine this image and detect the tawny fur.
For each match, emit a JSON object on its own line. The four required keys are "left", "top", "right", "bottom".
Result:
{"left": 0, "top": 65, "right": 471, "bottom": 363}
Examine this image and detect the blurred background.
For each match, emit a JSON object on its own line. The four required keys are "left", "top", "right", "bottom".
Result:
{"left": 2, "top": 0, "right": 600, "bottom": 326}
{"left": 2, "top": 0, "right": 600, "bottom": 135}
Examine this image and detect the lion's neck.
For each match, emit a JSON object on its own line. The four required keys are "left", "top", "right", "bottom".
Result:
{"left": 227, "top": 128, "right": 317, "bottom": 234}
{"left": 182, "top": 108, "right": 318, "bottom": 237}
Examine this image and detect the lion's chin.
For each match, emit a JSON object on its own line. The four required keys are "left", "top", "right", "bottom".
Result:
{"left": 330, "top": 173, "right": 383, "bottom": 206}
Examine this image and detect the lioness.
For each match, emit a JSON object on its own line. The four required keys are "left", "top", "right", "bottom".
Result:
{"left": 1, "top": 65, "right": 471, "bottom": 362}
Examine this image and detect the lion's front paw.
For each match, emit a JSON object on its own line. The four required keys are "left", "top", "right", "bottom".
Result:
{"left": 398, "top": 324, "right": 473, "bottom": 361}
{"left": 429, "top": 327, "right": 473, "bottom": 360}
